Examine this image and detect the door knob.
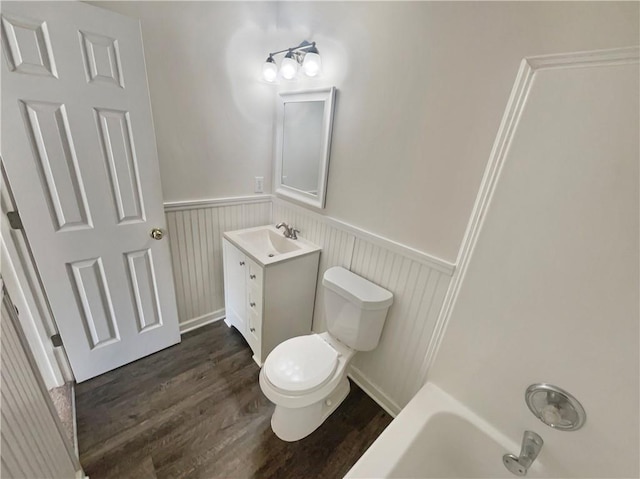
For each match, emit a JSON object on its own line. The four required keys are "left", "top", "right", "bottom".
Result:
{"left": 150, "top": 228, "right": 164, "bottom": 240}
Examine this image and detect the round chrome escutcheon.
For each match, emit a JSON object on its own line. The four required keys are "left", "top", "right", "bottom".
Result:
{"left": 525, "top": 383, "right": 586, "bottom": 431}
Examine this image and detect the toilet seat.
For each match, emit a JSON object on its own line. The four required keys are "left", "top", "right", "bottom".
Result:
{"left": 264, "top": 335, "right": 339, "bottom": 394}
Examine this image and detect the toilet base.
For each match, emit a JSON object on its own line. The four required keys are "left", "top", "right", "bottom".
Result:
{"left": 271, "top": 377, "right": 351, "bottom": 442}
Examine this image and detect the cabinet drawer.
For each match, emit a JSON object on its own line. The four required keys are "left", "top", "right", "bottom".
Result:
{"left": 247, "top": 307, "right": 261, "bottom": 338}
{"left": 246, "top": 308, "right": 261, "bottom": 360}
{"left": 247, "top": 286, "right": 262, "bottom": 316}
{"left": 245, "top": 257, "right": 263, "bottom": 288}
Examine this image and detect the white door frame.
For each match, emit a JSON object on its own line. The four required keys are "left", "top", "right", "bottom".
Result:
{"left": 1, "top": 163, "right": 71, "bottom": 388}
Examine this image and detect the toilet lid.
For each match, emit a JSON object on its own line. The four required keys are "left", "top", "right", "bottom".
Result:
{"left": 264, "top": 335, "right": 339, "bottom": 393}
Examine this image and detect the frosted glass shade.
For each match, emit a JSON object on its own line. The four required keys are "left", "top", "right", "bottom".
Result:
{"left": 280, "top": 56, "right": 298, "bottom": 80}
{"left": 262, "top": 61, "right": 278, "bottom": 82}
{"left": 302, "top": 52, "right": 322, "bottom": 77}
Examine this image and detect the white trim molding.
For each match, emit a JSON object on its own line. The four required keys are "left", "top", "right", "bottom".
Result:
{"left": 526, "top": 45, "right": 640, "bottom": 70}
{"left": 0, "top": 238, "right": 65, "bottom": 388}
{"left": 348, "top": 366, "right": 401, "bottom": 417}
{"left": 418, "top": 46, "right": 640, "bottom": 384}
{"left": 164, "top": 194, "right": 273, "bottom": 212}
{"left": 179, "top": 308, "right": 225, "bottom": 335}
{"left": 1, "top": 165, "right": 72, "bottom": 388}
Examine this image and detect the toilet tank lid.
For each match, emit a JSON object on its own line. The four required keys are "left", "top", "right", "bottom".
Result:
{"left": 322, "top": 267, "right": 393, "bottom": 310}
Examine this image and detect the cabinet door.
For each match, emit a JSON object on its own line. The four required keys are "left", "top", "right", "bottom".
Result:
{"left": 223, "top": 240, "right": 246, "bottom": 334}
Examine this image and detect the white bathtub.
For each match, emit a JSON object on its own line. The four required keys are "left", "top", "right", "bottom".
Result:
{"left": 345, "top": 383, "right": 552, "bottom": 478}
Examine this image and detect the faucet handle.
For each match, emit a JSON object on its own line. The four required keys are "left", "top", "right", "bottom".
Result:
{"left": 290, "top": 228, "right": 300, "bottom": 240}
{"left": 521, "top": 431, "right": 543, "bottom": 462}
{"left": 275, "top": 222, "right": 295, "bottom": 238}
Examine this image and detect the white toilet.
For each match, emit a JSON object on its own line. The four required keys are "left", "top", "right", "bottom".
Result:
{"left": 259, "top": 266, "right": 393, "bottom": 441}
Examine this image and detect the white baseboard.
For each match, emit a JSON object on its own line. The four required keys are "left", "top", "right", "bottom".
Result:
{"left": 179, "top": 309, "right": 226, "bottom": 334}
{"left": 348, "top": 365, "right": 401, "bottom": 418}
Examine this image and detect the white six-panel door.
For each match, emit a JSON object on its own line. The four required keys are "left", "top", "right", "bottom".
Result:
{"left": 1, "top": 1, "right": 180, "bottom": 381}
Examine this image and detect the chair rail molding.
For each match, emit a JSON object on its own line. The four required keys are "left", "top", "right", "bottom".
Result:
{"left": 418, "top": 46, "right": 640, "bottom": 385}
{"left": 164, "top": 194, "right": 273, "bottom": 212}
{"left": 271, "top": 197, "right": 455, "bottom": 275}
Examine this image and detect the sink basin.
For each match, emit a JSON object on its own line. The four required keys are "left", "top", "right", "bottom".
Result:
{"left": 237, "top": 228, "right": 302, "bottom": 255}
{"left": 223, "top": 225, "right": 321, "bottom": 266}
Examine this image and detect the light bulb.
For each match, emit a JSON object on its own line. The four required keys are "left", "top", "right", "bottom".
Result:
{"left": 262, "top": 62, "right": 277, "bottom": 82}
{"left": 280, "top": 53, "right": 298, "bottom": 80}
{"left": 302, "top": 51, "right": 322, "bottom": 77}
{"left": 262, "top": 56, "right": 277, "bottom": 82}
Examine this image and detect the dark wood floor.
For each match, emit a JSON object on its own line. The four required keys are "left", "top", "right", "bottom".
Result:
{"left": 75, "top": 321, "right": 392, "bottom": 479}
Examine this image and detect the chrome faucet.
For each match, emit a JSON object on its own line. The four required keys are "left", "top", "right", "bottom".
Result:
{"left": 275, "top": 222, "right": 299, "bottom": 240}
{"left": 503, "top": 431, "right": 544, "bottom": 476}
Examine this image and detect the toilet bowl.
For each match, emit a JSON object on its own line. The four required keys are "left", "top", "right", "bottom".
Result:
{"left": 259, "top": 266, "right": 393, "bottom": 441}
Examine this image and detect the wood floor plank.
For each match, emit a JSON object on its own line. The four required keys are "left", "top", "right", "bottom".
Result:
{"left": 76, "top": 321, "right": 391, "bottom": 478}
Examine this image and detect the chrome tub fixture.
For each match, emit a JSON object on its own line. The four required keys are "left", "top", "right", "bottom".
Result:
{"left": 503, "top": 430, "right": 544, "bottom": 476}
{"left": 525, "top": 383, "right": 586, "bottom": 431}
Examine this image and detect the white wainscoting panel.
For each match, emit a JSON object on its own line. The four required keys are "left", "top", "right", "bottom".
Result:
{"left": 272, "top": 202, "right": 355, "bottom": 333}
{"left": 273, "top": 199, "right": 453, "bottom": 414}
{"left": 349, "top": 238, "right": 451, "bottom": 411}
{"left": 165, "top": 199, "right": 271, "bottom": 332}
{"left": 1, "top": 289, "right": 82, "bottom": 478}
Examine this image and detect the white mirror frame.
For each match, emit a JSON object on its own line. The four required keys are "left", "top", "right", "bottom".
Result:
{"left": 274, "top": 87, "right": 336, "bottom": 209}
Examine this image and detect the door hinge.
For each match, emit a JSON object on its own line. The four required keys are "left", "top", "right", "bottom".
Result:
{"left": 51, "top": 334, "right": 63, "bottom": 348}
{"left": 7, "top": 211, "right": 23, "bottom": 230}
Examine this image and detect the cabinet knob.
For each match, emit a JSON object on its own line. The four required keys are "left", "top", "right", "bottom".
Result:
{"left": 250, "top": 274, "right": 256, "bottom": 279}
{"left": 250, "top": 327, "right": 256, "bottom": 332}
{"left": 239, "top": 261, "right": 245, "bottom": 266}
{"left": 249, "top": 302, "right": 256, "bottom": 307}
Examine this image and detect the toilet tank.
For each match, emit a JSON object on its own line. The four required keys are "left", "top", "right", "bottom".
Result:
{"left": 322, "top": 267, "right": 393, "bottom": 351}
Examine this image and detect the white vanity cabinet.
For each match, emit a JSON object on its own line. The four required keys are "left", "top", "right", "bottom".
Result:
{"left": 222, "top": 235, "right": 320, "bottom": 366}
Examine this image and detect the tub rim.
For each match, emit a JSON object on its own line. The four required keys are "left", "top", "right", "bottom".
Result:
{"left": 344, "top": 382, "right": 527, "bottom": 478}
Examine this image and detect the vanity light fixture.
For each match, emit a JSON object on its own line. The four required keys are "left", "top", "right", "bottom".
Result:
{"left": 262, "top": 40, "right": 322, "bottom": 82}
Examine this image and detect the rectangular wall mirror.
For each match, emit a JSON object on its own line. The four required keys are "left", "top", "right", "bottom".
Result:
{"left": 274, "top": 87, "right": 336, "bottom": 209}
